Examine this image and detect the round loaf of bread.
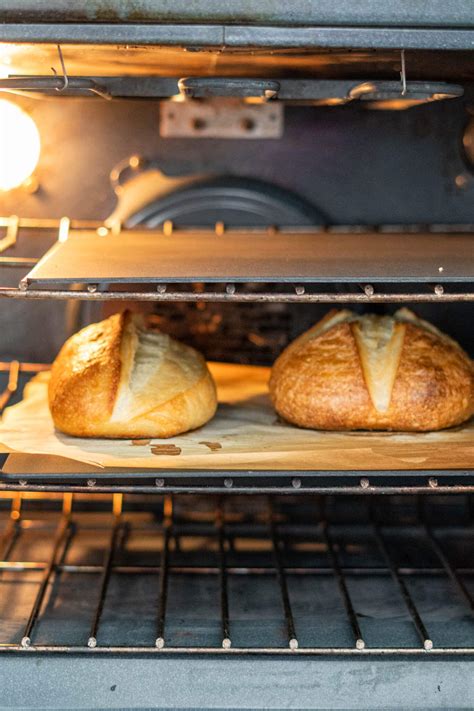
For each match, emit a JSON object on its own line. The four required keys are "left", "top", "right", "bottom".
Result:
{"left": 49, "top": 311, "right": 217, "bottom": 438}
{"left": 270, "top": 308, "right": 474, "bottom": 431}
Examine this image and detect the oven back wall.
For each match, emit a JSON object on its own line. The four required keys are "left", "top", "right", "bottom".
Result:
{"left": 1, "top": 95, "right": 473, "bottom": 223}
{"left": 0, "top": 95, "right": 472, "bottom": 361}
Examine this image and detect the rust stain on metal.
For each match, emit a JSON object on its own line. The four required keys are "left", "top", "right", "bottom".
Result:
{"left": 199, "top": 441, "right": 222, "bottom": 451}
{"left": 151, "top": 444, "right": 182, "bottom": 456}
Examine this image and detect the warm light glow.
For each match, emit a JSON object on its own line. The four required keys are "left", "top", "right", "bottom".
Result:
{"left": 0, "top": 99, "right": 40, "bottom": 191}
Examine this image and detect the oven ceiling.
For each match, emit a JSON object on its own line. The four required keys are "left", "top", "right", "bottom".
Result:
{"left": 1, "top": 1, "right": 473, "bottom": 26}
{"left": 0, "top": 3, "right": 473, "bottom": 85}
{"left": 0, "top": 1, "right": 474, "bottom": 63}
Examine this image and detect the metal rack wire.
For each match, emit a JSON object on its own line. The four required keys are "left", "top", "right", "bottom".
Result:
{"left": 0, "top": 493, "right": 473, "bottom": 655}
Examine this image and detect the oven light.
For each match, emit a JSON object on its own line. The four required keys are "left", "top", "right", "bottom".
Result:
{"left": 0, "top": 99, "right": 41, "bottom": 191}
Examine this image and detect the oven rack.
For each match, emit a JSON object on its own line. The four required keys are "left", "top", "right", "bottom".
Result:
{"left": 0, "top": 361, "right": 473, "bottom": 495}
{"left": 0, "top": 216, "right": 473, "bottom": 303}
{"left": 0, "top": 493, "right": 473, "bottom": 656}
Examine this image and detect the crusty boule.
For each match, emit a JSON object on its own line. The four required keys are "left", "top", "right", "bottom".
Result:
{"left": 49, "top": 311, "right": 217, "bottom": 438}
{"left": 269, "top": 309, "right": 474, "bottom": 431}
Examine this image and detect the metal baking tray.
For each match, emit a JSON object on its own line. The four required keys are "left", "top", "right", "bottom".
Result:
{"left": 23, "top": 229, "right": 474, "bottom": 286}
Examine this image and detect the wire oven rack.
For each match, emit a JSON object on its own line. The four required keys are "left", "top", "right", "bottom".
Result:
{"left": 0, "top": 493, "right": 473, "bottom": 656}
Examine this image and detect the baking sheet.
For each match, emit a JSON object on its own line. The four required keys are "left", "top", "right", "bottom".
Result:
{"left": 24, "top": 229, "right": 474, "bottom": 285}
{"left": 0, "top": 363, "right": 473, "bottom": 472}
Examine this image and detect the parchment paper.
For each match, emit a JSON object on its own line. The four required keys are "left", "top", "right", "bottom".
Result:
{"left": 0, "top": 363, "right": 472, "bottom": 471}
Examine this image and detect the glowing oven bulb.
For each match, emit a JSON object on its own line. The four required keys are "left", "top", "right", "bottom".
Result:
{"left": 0, "top": 99, "right": 41, "bottom": 191}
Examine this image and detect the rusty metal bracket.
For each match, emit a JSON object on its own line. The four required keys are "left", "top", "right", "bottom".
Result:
{"left": 0, "top": 216, "right": 19, "bottom": 255}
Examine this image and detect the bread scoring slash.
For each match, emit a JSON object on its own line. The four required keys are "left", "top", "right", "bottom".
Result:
{"left": 270, "top": 309, "right": 474, "bottom": 431}
{"left": 48, "top": 311, "right": 217, "bottom": 438}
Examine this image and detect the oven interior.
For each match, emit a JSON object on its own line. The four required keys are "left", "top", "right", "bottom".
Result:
{"left": 0, "top": 18, "right": 473, "bottom": 709}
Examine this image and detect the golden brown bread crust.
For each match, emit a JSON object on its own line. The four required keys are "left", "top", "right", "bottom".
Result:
{"left": 49, "top": 312, "right": 217, "bottom": 438}
{"left": 269, "top": 309, "right": 474, "bottom": 431}
{"left": 49, "top": 312, "right": 125, "bottom": 435}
